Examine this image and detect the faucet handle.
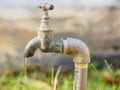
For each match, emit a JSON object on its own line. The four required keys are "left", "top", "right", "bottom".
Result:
{"left": 38, "top": 3, "right": 54, "bottom": 11}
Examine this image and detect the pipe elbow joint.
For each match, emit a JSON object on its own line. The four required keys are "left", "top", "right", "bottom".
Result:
{"left": 63, "top": 38, "right": 90, "bottom": 64}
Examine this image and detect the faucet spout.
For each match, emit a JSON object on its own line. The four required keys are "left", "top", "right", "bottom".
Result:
{"left": 24, "top": 37, "right": 40, "bottom": 58}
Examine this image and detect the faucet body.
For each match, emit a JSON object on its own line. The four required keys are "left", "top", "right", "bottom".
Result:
{"left": 24, "top": 3, "right": 90, "bottom": 90}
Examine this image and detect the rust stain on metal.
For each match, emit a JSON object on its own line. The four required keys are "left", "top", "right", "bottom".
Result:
{"left": 24, "top": 3, "right": 90, "bottom": 90}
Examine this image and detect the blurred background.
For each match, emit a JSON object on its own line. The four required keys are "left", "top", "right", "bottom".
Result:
{"left": 0, "top": 0, "right": 120, "bottom": 90}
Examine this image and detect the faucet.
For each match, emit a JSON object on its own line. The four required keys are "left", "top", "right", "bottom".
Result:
{"left": 24, "top": 3, "right": 90, "bottom": 90}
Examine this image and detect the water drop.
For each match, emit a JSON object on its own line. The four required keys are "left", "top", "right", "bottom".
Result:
{"left": 24, "top": 57, "right": 29, "bottom": 80}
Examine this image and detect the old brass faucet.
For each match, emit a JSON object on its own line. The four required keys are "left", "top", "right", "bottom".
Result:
{"left": 24, "top": 3, "right": 90, "bottom": 90}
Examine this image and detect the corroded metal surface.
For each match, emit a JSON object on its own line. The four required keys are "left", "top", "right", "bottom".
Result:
{"left": 38, "top": 3, "right": 54, "bottom": 51}
{"left": 24, "top": 3, "right": 90, "bottom": 90}
{"left": 73, "top": 63, "right": 88, "bottom": 90}
{"left": 63, "top": 38, "right": 90, "bottom": 63}
{"left": 63, "top": 38, "right": 90, "bottom": 90}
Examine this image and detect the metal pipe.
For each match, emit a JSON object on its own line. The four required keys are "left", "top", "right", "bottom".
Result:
{"left": 24, "top": 3, "right": 90, "bottom": 90}
{"left": 63, "top": 38, "right": 90, "bottom": 90}
{"left": 74, "top": 63, "right": 88, "bottom": 90}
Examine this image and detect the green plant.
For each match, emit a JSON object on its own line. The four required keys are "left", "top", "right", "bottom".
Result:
{"left": 0, "top": 73, "right": 51, "bottom": 90}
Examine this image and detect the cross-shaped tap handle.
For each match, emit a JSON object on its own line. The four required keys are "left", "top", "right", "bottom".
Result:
{"left": 38, "top": 3, "right": 54, "bottom": 11}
